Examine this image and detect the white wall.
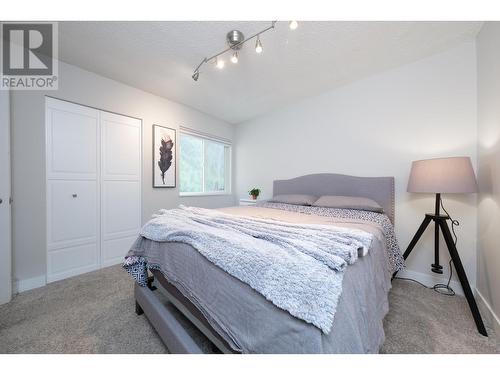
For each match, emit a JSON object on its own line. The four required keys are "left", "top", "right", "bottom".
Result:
{"left": 476, "top": 22, "right": 500, "bottom": 334}
{"left": 10, "top": 61, "right": 235, "bottom": 289}
{"left": 235, "top": 42, "right": 478, "bottom": 289}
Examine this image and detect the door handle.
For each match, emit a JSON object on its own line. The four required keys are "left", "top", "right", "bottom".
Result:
{"left": 72, "top": 194, "right": 77, "bottom": 198}
{"left": 0, "top": 198, "right": 2, "bottom": 204}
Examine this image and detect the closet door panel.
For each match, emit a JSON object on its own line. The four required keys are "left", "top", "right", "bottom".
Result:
{"left": 47, "top": 243, "right": 99, "bottom": 282}
{"left": 47, "top": 174, "right": 98, "bottom": 247}
{"left": 101, "top": 112, "right": 141, "bottom": 180}
{"left": 100, "top": 111, "right": 141, "bottom": 266}
{"left": 101, "top": 236, "right": 137, "bottom": 267}
{"left": 102, "top": 180, "right": 141, "bottom": 237}
{"left": 46, "top": 98, "right": 99, "bottom": 180}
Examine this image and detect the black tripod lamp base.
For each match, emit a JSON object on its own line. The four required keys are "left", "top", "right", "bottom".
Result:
{"left": 396, "top": 205, "right": 488, "bottom": 337}
{"left": 431, "top": 263, "right": 443, "bottom": 274}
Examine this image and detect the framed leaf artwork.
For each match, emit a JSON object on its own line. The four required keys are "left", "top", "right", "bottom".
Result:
{"left": 153, "top": 125, "right": 176, "bottom": 188}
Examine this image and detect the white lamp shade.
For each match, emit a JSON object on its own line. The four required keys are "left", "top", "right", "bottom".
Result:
{"left": 407, "top": 156, "right": 478, "bottom": 194}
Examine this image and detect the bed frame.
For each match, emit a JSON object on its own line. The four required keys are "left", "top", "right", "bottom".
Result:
{"left": 134, "top": 173, "right": 395, "bottom": 353}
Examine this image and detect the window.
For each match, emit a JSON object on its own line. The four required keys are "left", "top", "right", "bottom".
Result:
{"left": 179, "top": 132, "right": 231, "bottom": 195}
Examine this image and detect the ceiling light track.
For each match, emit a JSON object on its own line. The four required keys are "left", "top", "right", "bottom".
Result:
{"left": 192, "top": 21, "right": 297, "bottom": 81}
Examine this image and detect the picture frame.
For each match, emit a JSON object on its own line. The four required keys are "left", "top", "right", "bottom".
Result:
{"left": 153, "top": 124, "right": 176, "bottom": 188}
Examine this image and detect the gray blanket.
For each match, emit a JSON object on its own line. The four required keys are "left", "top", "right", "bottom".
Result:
{"left": 136, "top": 205, "right": 373, "bottom": 334}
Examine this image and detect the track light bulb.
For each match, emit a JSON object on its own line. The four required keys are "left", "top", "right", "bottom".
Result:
{"left": 216, "top": 57, "right": 225, "bottom": 69}
{"left": 231, "top": 52, "right": 239, "bottom": 64}
{"left": 255, "top": 38, "right": 263, "bottom": 54}
{"left": 289, "top": 21, "right": 298, "bottom": 30}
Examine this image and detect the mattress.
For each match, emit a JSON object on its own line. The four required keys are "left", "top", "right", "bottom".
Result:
{"left": 127, "top": 205, "right": 397, "bottom": 353}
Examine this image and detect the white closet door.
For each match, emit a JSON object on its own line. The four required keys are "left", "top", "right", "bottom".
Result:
{"left": 46, "top": 98, "right": 100, "bottom": 282}
{"left": 46, "top": 98, "right": 142, "bottom": 281}
{"left": 100, "top": 111, "right": 142, "bottom": 267}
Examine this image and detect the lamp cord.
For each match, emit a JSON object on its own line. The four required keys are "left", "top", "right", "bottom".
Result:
{"left": 432, "top": 199, "right": 458, "bottom": 296}
{"left": 394, "top": 198, "right": 458, "bottom": 297}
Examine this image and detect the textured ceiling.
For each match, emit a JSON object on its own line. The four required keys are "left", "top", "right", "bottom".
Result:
{"left": 58, "top": 21, "right": 483, "bottom": 124}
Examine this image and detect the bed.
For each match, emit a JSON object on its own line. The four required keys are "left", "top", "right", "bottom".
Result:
{"left": 125, "top": 173, "right": 403, "bottom": 353}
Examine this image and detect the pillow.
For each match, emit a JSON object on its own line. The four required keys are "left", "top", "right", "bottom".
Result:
{"left": 312, "top": 195, "right": 383, "bottom": 213}
{"left": 270, "top": 194, "right": 318, "bottom": 206}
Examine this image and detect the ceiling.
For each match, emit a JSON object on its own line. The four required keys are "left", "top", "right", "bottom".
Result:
{"left": 58, "top": 21, "right": 483, "bottom": 124}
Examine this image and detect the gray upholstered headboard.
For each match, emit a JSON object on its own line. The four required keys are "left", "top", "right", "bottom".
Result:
{"left": 273, "top": 173, "right": 395, "bottom": 224}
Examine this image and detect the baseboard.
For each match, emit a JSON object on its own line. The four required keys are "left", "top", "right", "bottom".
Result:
{"left": 101, "top": 257, "right": 125, "bottom": 268}
{"left": 13, "top": 261, "right": 121, "bottom": 294}
{"left": 397, "top": 268, "right": 464, "bottom": 296}
{"left": 13, "top": 275, "right": 47, "bottom": 294}
{"left": 476, "top": 289, "right": 500, "bottom": 340}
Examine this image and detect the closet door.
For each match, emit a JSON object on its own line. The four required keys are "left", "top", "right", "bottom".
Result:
{"left": 100, "top": 111, "right": 142, "bottom": 267}
{"left": 46, "top": 98, "right": 100, "bottom": 282}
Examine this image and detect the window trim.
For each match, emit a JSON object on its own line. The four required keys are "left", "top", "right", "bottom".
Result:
{"left": 178, "top": 129, "right": 232, "bottom": 197}
{"left": 179, "top": 191, "right": 232, "bottom": 197}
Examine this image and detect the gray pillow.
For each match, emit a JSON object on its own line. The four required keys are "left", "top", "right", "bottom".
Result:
{"left": 270, "top": 194, "right": 318, "bottom": 206}
{"left": 312, "top": 195, "right": 383, "bottom": 213}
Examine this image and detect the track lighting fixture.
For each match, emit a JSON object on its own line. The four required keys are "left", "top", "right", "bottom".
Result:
{"left": 231, "top": 52, "right": 239, "bottom": 64}
{"left": 192, "top": 21, "right": 298, "bottom": 81}
{"left": 255, "top": 37, "right": 263, "bottom": 54}
{"left": 215, "top": 57, "right": 225, "bottom": 69}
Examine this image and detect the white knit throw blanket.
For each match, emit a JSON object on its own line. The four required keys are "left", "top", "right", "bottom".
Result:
{"left": 139, "top": 205, "right": 373, "bottom": 333}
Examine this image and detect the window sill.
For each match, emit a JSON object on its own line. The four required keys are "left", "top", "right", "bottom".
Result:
{"left": 179, "top": 192, "right": 232, "bottom": 197}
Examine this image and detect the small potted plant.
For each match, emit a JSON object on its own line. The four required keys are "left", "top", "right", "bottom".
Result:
{"left": 249, "top": 188, "right": 261, "bottom": 200}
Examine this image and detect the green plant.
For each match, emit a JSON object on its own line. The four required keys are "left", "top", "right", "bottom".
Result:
{"left": 249, "top": 188, "right": 261, "bottom": 198}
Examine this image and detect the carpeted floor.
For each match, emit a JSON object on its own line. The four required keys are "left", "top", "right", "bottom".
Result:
{"left": 0, "top": 265, "right": 497, "bottom": 354}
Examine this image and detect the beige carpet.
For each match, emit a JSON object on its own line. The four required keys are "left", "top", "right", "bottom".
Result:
{"left": 0, "top": 265, "right": 497, "bottom": 354}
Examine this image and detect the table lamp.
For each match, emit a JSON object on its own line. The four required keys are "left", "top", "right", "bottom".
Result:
{"left": 394, "top": 156, "right": 487, "bottom": 336}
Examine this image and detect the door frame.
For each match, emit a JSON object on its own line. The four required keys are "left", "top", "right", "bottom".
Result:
{"left": 0, "top": 90, "right": 12, "bottom": 304}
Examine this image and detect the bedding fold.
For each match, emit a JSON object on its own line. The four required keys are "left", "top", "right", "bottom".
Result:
{"left": 178, "top": 205, "right": 373, "bottom": 260}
